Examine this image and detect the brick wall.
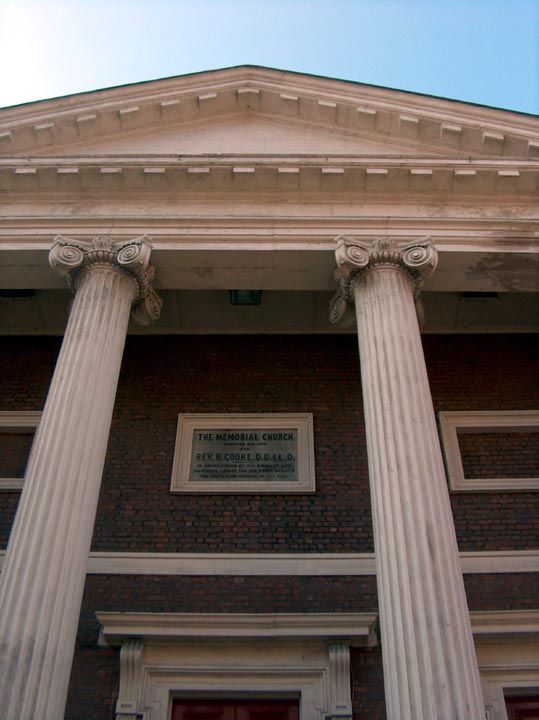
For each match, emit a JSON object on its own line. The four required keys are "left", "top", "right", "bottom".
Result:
{"left": 351, "top": 646, "right": 387, "bottom": 720}
{"left": 2, "top": 332, "right": 535, "bottom": 720}
{"left": 0, "top": 337, "right": 59, "bottom": 547}
{"left": 1, "top": 334, "right": 538, "bottom": 552}
{"left": 458, "top": 431, "right": 538, "bottom": 479}
{"left": 465, "top": 572, "right": 539, "bottom": 611}
{"left": 424, "top": 334, "right": 539, "bottom": 551}
{"left": 0, "top": 336, "right": 60, "bottom": 410}
{"left": 0, "top": 492, "right": 19, "bottom": 546}
{"left": 0, "top": 432, "right": 34, "bottom": 477}
{"left": 91, "top": 334, "right": 373, "bottom": 554}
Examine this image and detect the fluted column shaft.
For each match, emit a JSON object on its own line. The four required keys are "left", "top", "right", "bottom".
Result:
{"left": 331, "top": 238, "right": 484, "bottom": 720}
{"left": 0, "top": 235, "right": 161, "bottom": 720}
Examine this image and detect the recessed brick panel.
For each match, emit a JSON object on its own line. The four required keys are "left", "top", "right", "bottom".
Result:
{"left": 0, "top": 491, "right": 20, "bottom": 547}
{"left": 464, "top": 573, "right": 539, "bottom": 611}
{"left": 0, "top": 432, "right": 35, "bottom": 477}
{"left": 457, "top": 431, "right": 538, "bottom": 479}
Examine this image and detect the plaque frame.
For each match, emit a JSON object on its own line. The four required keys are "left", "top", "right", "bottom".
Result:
{"left": 171, "top": 413, "right": 315, "bottom": 493}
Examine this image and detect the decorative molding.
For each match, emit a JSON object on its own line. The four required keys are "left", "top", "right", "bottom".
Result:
{"left": 482, "top": 668, "right": 539, "bottom": 720}
{"left": 439, "top": 411, "right": 539, "bottom": 491}
{"left": 469, "top": 610, "right": 539, "bottom": 637}
{"left": 459, "top": 550, "right": 539, "bottom": 574}
{"left": 97, "top": 612, "right": 378, "bottom": 646}
{"left": 335, "top": 234, "right": 437, "bottom": 292}
{"left": 0, "top": 478, "right": 23, "bottom": 490}
{"left": 1, "top": 156, "right": 538, "bottom": 197}
{"left": 0, "top": 411, "right": 42, "bottom": 430}
{"left": 328, "top": 644, "right": 353, "bottom": 718}
{"left": 0, "top": 411, "right": 41, "bottom": 490}
{"left": 116, "top": 640, "right": 143, "bottom": 720}
{"left": 475, "top": 624, "right": 539, "bottom": 720}
{"left": 2, "top": 550, "right": 536, "bottom": 576}
{"left": 0, "top": 67, "right": 536, "bottom": 160}
{"left": 88, "top": 552, "right": 375, "bottom": 576}
{"left": 98, "top": 611, "right": 372, "bottom": 720}
{"left": 50, "top": 234, "right": 162, "bottom": 326}
{"left": 108, "top": 643, "right": 349, "bottom": 720}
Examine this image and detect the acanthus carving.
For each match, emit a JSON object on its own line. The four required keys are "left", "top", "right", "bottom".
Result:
{"left": 330, "top": 235, "right": 437, "bottom": 326}
{"left": 50, "top": 234, "right": 162, "bottom": 325}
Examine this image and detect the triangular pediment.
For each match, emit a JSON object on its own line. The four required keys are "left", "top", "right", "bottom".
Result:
{"left": 0, "top": 66, "right": 537, "bottom": 160}
{"left": 49, "top": 115, "right": 449, "bottom": 157}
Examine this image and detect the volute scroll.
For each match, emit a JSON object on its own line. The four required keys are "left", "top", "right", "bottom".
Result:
{"left": 330, "top": 235, "right": 437, "bottom": 327}
{"left": 49, "top": 234, "right": 162, "bottom": 325}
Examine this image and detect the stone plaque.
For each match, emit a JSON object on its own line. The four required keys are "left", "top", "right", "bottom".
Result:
{"left": 171, "top": 414, "right": 315, "bottom": 493}
{"left": 190, "top": 428, "right": 298, "bottom": 482}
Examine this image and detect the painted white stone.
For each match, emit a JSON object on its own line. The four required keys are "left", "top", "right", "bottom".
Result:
{"left": 97, "top": 614, "right": 372, "bottom": 720}
{"left": 116, "top": 641, "right": 144, "bottom": 719}
{"left": 332, "top": 237, "right": 485, "bottom": 720}
{"left": 328, "top": 643, "right": 353, "bottom": 718}
{"left": 0, "top": 235, "right": 161, "bottom": 720}
{"left": 0, "top": 547, "right": 536, "bottom": 576}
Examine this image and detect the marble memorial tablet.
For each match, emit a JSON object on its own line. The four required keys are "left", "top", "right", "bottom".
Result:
{"left": 171, "top": 414, "right": 315, "bottom": 493}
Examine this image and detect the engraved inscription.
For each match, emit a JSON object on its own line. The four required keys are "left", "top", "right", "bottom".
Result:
{"left": 171, "top": 413, "right": 315, "bottom": 493}
{"left": 190, "top": 428, "right": 298, "bottom": 482}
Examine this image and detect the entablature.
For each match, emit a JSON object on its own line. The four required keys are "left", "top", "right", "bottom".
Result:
{"left": 1, "top": 155, "right": 538, "bottom": 196}
{"left": 1, "top": 234, "right": 537, "bottom": 293}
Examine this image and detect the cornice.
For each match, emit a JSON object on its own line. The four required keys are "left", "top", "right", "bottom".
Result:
{"left": 95, "top": 609, "right": 539, "bottom": 646}
{"left": 1, "top": 67, "right": 537, "bottom": 159}
{"left": 96, "top": 611, "right": 378, "bottom": 646}
{"left": 469, "top": 610, "right": 539, "bottom": 638}
{"left": 1, "top": 155, "right": 538, "bottom": 196}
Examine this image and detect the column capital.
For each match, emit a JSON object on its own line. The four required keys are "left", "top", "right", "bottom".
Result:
{"left": 330, "top": 236, "right": 437, "bottom": 326}
{"left": 49, "top": 234, "right": 162, "bottom": 325}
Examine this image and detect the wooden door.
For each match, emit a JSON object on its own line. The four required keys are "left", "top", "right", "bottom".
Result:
{"left": 172, "top": 699, "right": 299, "bottom": 720}
{"left": 235, "top": 700, "right": 299, "bottom": 720}
{"left": 172, "top": 700, "right": 234, "bottom": 720}
{"left": 506, "top": 696, "right": 539, "bottom": 720}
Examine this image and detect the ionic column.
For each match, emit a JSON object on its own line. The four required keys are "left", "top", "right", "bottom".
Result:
{"left": 0, "top": 235, "right": 161, "bottom": 720}
{"left": 330, "top": 237, "right": 484, "bottom": 720}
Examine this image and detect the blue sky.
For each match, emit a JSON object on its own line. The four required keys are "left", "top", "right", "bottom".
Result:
{"left": 0, "top": 0, "right": 537, "bottom": 113}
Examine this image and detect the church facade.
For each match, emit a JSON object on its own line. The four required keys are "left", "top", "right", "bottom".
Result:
{"left": 0, "top": 67, "right": 537, "bottom": 720}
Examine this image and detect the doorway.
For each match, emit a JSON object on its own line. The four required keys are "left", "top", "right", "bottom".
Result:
{"left": 172, "top": 699, "right": 300, "bottom": 720}
{"left": 505, "top": 695, "right": 539, "bottom": 720}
